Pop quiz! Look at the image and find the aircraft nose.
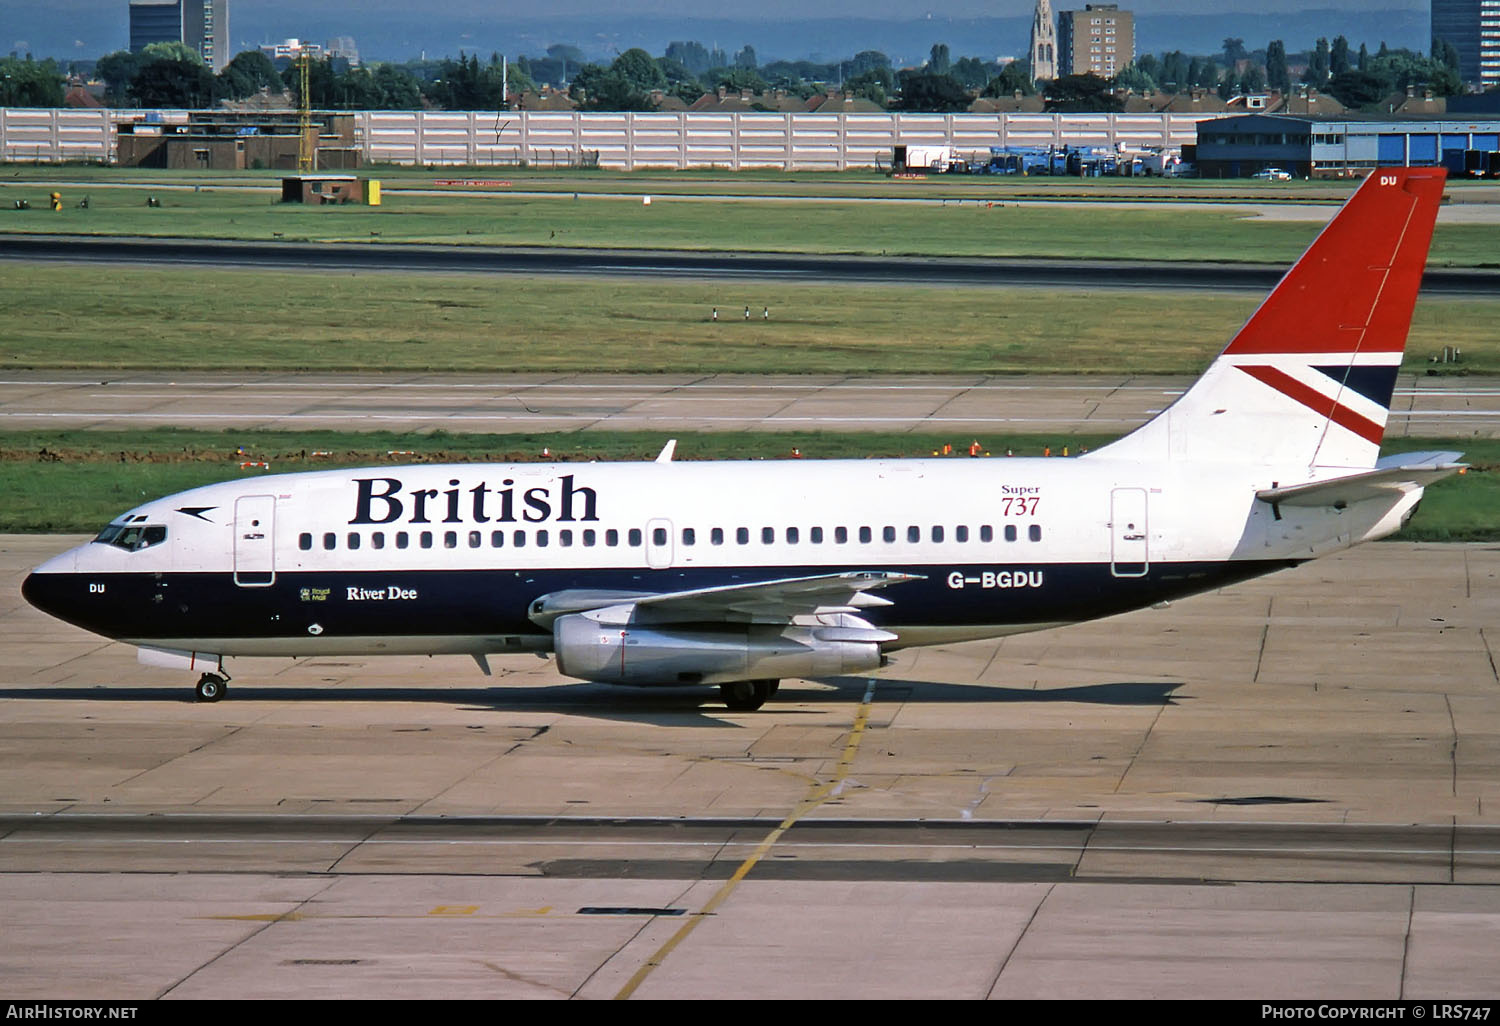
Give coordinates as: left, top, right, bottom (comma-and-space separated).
22, 570, 59, 618
22, 550, 79, 621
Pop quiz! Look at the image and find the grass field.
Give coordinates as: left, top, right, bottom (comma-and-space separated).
3, 174, 1498, 265
8, 162, 1500, 199
1, 428, 1489, 540
2, 263, 1495, 374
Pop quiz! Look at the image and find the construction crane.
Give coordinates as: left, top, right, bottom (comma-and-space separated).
296, 51, 313, 174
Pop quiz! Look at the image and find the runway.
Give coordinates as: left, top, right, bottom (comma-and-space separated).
4, 534, 1499, 998
4, 370, 1499, 437
3, 233, 1498, 296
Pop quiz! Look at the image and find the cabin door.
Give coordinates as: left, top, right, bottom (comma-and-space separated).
234, 495, 276, 587
645, 517, 674, 570
1109, 488, 1149, 578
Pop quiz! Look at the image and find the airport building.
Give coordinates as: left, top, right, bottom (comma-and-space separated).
1057, 4, 1135, 79
1194, 113, 1500, 177
115, 110, 359, 170
1430, 0, 1500, 88
127, 0, 229, 73
259, 38, 324, 66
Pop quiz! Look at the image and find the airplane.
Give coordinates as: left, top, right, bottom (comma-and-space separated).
22, 167, 1465, 711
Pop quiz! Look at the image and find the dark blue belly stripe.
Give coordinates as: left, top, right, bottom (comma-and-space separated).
23, 560, 1305, 644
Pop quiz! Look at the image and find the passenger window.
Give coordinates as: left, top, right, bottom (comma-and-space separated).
444, 531, 457, 549
606, 529, 619, 546
980, 525, 993, 542
906, 526, 919, 543
835, 526, 848, 544
653, 527, 667, 546
397, 531, 409, 549
372, 532, 385, 549
811, 526, 823, 543
932, 526, 944, 543
348, 532, 361, 550
956, 526, 968, 542
1003, 525, 1016, 542
737, 527, 749, 545
583, 529, 596, 546
420, 531, 432, 548
682, 528, 695, 546
491, 530, 505, 547
537, 530, 549, 547
323, 532, 336, 550
761, 527, 774, 544
883, 526, 896, 543
859, 526, 872, 544
560, 530, 573, 547
786, 527, 799, 544
468, 531, 481, 548
514, 530, 526, 548
299, 533, 312, 551
628, 529, 642, 547
711, 527, 724, 546
1029, 525, 1042, 542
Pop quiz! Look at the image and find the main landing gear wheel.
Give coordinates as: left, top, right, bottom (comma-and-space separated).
720, 679, 778, 711
195, 673, 227, 703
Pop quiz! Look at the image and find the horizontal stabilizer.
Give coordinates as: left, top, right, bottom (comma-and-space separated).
1256, 453, 1466, 508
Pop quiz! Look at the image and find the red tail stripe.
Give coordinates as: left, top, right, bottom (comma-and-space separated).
1223, 168, 1446, 357
1238, 365, 1386, 445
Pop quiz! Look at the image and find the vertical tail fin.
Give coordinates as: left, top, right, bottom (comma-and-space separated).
1091, 167, 1446, 469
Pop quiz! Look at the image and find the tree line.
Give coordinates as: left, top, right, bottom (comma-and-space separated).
1116, 35, 1466, 106
5, 32, 1489, 114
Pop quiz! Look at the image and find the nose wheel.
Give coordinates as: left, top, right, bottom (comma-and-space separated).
720, 679, 778, 711
195, 672, 228, 703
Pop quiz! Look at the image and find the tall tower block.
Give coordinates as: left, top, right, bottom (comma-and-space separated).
1031, 0, 1058, 82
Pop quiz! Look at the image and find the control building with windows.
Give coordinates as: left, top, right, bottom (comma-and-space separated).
1195, 113, 1500, 178
1057, 4, 1134, 79
1431, 0, 1500, 89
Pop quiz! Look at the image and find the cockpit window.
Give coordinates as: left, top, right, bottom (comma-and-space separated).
93, 524, 167, 551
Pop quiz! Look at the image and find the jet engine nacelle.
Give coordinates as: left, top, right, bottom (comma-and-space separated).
552, 612, 884, 687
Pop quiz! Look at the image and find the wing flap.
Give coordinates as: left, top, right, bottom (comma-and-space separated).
528, 571, 923, 627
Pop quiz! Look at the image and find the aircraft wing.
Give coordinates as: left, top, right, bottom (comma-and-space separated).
1256, 452, 1467, 508
528, 571, 922, 628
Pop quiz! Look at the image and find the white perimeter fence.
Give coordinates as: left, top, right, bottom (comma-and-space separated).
2, 108, 1211, 169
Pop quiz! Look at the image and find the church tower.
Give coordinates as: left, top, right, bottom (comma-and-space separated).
1030, 0, 1057, 82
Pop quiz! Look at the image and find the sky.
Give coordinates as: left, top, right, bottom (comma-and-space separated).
3, 0, 1429, 62
3, 0, 1426, 13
